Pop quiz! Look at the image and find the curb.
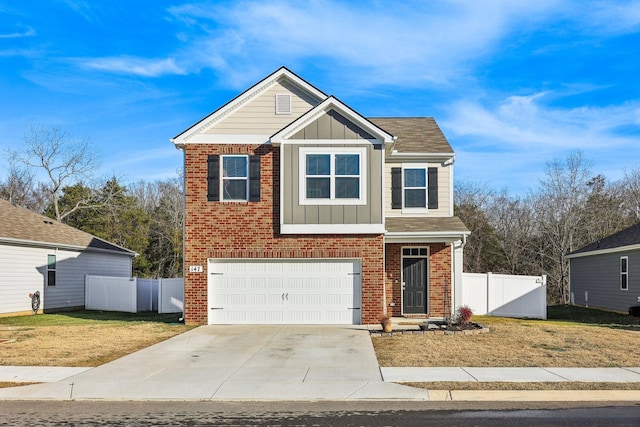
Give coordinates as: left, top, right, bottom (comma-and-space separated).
427, 389, 640, 402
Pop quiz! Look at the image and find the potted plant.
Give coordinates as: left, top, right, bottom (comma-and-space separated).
379, 312, 392, 332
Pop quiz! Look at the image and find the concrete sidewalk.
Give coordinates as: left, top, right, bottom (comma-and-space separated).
381, 367, 640, 383
0, 366, 91, 383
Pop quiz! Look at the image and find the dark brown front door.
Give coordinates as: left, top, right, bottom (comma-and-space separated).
402, 257, 428, 314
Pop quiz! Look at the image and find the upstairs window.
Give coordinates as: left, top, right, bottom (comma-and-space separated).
391, 165, 438, 211
207, 154, 260, 202
300, 147, 366, 205
222, 155, 248, 201
621, 256, 628, 290
404, 168, 427, 208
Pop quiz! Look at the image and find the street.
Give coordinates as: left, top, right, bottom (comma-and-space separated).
1, 401, 639, 426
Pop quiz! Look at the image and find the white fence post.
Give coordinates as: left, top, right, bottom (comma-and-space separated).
486, 272, 492, 315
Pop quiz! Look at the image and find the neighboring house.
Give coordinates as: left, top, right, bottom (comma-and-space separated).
567, 222, 640, 312
0, 199, 136, 316
172, 67, 469, 325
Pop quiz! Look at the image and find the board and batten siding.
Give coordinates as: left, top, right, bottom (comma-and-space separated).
0, 243, 132, 315
204, 80, 321, 135
384, 161, 452, 217
282, 143, 383, 225
570, 249, 639, 312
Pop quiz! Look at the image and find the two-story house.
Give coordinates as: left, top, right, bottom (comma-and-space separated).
172, 67, 469, 325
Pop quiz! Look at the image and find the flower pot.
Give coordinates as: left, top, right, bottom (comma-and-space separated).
381, 320, 392, 333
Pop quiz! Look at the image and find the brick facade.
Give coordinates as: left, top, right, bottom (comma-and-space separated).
183, 143, 385, 325
384, 242, 452, 318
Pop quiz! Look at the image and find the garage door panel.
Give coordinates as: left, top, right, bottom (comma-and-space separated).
208, 259, 362, 325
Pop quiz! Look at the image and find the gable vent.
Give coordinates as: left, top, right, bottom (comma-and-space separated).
275, 93, 291, 115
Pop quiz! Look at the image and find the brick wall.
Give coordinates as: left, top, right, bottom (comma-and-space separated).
183, 143, 384, 325
384, 242, 452, 318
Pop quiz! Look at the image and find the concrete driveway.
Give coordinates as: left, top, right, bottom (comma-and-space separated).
0, 325, 428, 401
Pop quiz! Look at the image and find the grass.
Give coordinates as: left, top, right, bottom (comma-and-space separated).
0, 311, 194, 368
372, 305, 640, 368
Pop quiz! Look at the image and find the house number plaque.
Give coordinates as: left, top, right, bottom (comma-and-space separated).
189, 265, 203, 273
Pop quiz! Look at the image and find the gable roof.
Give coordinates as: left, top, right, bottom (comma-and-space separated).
0, 199, 136, 256
270, 96, 394, 144
369, 117, 454, 158
567, 222, 640, 258
171, 66, 326, 146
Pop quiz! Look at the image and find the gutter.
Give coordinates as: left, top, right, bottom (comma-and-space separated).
0, 237, 137, 257
565, 243, 640, 259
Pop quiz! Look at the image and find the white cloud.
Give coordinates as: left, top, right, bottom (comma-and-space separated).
81, 56, 186, 77
580, 1, 640, 34
166, 0, 561, 89
0, 26, 35, 38
444, 92, 640, 150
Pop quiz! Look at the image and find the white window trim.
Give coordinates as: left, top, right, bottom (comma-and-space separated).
621, 256, 629, 291
299, 147, 367, 206
220, 155, 249, 202
401, 163, 429, 214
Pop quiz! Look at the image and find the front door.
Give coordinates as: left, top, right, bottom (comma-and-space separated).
402, 248, 428, 314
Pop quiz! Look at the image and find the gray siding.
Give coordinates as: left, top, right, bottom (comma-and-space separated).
282, 144, 383, 225
570, 249, 640, 312
0, 243, 132, 314
291, 110, 373, 140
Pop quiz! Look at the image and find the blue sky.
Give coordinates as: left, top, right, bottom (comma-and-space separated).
1, 0, 639, 195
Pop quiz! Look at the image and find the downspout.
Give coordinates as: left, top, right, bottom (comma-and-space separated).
451, 233, 467, 317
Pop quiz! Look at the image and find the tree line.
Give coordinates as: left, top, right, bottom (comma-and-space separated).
1, 125, 183, 278
456, 151, 640, 304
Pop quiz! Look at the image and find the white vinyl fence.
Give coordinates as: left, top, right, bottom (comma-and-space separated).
157, 278, 185, 314
461, 272, 547, 319
85, 275, 184, 314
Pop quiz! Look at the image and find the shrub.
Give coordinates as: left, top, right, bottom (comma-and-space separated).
456, 305, 473, 324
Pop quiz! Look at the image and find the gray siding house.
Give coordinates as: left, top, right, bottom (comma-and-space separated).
567, 222, 640, 312
0, 199, 136, 316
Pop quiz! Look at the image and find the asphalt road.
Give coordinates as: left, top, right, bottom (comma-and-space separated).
1, 401, 639, 426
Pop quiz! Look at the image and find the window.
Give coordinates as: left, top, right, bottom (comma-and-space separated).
300, 147, 366, 205
222, 155, 248, 201
403, 247, 428, 256
391, 166, 438, 211
404, 168, 427, 208
47, 254, 56, 287
206, 154, 261, 202
621, 256, 628, 290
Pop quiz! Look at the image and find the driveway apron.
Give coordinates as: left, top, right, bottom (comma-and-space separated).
0, 325, 428, 401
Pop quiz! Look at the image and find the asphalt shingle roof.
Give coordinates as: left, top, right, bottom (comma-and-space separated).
569, 222, 640, 256
385, 216, 469, 234
0, 199, 135, 255
368, 117, 454, 157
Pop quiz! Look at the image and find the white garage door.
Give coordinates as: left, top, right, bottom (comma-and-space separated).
207, 259, 362, 325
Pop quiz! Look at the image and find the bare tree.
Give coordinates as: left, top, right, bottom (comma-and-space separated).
454, 181, 507, 273
130, 176, 184, 278
535, 151, 592, 304
488, 191, 537, 275
621, 168, 640, 222
7, 125, 100, 221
